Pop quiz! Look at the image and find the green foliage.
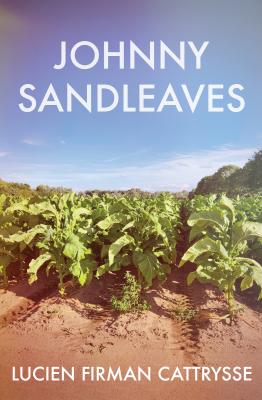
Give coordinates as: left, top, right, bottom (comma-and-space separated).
241, 150, 262, 190
234, 194, 262, 264
111, 271, 150, 313
186, 193, 262, 264
234, 195, 262, 223
35, 185, 72, 196
0, 195, 37, 286
1, 182, 261, 318
172, 305, 197, 321
194, 165, 240, 195
188, 194, 217, 213
93, 192, 181, 287
0, 192, 181, 293
193, 149, 262, 196
0, 179, 34, 198
10, 193, 97, 294
180, 195, 262, 315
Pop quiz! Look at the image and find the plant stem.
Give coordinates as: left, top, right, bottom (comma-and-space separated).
226, 282, 235, 319
58, 266, 65, 296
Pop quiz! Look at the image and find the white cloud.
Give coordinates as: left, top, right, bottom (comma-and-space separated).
0, 146, 257, 191
0, 152, 8, 157
21, 138, 43, 146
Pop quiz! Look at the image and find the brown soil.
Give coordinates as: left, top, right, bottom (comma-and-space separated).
0, 268, 261, 400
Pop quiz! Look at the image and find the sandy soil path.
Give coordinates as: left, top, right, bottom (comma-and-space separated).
0, 269, 261, 400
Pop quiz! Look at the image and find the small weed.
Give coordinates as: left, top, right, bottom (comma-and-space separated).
111, 271, 150, 313
172, 305, 197, 322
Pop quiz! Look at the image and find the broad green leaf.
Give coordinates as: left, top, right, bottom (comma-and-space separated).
187, 271, 198, 285
96, 214, 120, 230
82, 257, 97, 272
69, 257, 96, 285
252, 264, 262, 292
29, 201, 60, 222
28, 253, 52, 283
220, 195, 236, 222
6, 201, 29, 214
79, 270, 93, 286
232, 222, 262, 248
188, 210, 225, 230
241, 275, 253, 291
243, 222, 262, 238
96, 263, 110, 277
72, 207, 90, 220
63, 234, 87, 260
108, 234, 133, 266
189, 221, 208, 242
236, 257, 262, 269
122, 220, 135, 231
133, 250, 159, 286
10, 224, 47, 245
179, 237, 228, 267
69, 261, 81, 277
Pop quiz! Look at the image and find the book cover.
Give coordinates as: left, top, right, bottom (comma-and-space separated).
0, 1, 261, 399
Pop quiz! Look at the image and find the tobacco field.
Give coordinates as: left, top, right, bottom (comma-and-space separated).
0, 191, 262, 314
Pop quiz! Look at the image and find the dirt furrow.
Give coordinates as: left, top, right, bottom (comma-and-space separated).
0, 277, 58, 327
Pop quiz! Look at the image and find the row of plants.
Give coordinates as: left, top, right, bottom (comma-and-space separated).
0, 192, 181, 294
0, 191, 262, 316
180, 194, 262, 314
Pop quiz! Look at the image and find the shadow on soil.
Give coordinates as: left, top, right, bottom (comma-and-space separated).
4, 264, 261, 351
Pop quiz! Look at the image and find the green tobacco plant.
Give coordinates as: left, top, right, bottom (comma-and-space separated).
95, 193, 181, 286
0, 194, 12, 286
10, 193, 97, 295
234, 194, 262, 263
111, 271, 150, 313
234, 194, 262, 223
2, 192, 181, 291
179, 195, 262, 315
0, 195, 33, 286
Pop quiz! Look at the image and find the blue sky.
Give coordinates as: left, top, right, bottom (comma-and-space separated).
0, 0, 261, 191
